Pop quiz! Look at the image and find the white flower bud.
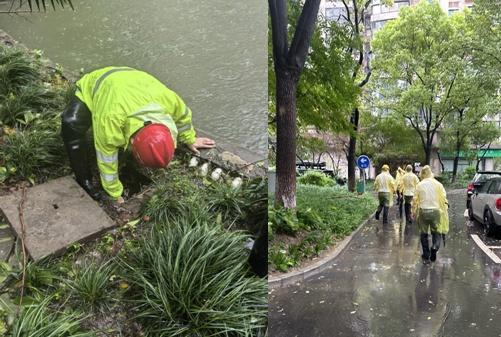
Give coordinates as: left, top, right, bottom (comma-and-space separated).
189, 157, 199, 167
200, 163, 209, 176
231, 177, 243, 189
210, 168, 223, 181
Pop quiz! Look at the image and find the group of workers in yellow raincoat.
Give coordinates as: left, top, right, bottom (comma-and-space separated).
374, 164, 449, 264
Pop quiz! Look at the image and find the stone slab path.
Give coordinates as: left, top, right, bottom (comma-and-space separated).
0, 176, 116, 261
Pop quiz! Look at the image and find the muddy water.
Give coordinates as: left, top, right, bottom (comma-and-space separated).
0, 0, 267, 158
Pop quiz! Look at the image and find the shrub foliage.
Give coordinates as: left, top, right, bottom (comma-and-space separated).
121, 217, 267, 336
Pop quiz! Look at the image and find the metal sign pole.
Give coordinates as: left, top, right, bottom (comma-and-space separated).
363, 168, 366, 192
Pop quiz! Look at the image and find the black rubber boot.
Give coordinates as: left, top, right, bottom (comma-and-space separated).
430, 248, 437, 262
405, 201, 412, 223
65, 139, 101, 200
420, 233, 430, 262
383, 206, 389, 224
375, 204, 382, 220
61, 96, 100, 200
249, 224, 267, 278
430, 232, 441, 262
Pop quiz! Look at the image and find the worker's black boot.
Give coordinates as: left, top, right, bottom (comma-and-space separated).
375, 204, 383, 220
64, 139, 101, 200
405, 201, 412, 223
430, 232, 441, 262
382, 206, 389, 224
420, 233, 430, 263
249, 224, 267, 278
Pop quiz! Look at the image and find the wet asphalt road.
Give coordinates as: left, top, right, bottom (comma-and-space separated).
269, 190, 501, 337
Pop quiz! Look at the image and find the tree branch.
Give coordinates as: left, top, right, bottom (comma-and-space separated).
287, 0, 322, 72
269, 0, 289, 70
358, 70, 372, 87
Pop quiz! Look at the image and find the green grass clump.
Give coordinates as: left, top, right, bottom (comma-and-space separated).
269, 184, 377, 272
297, 170, 335, 187
296, 185, 376, 234
65, 261, 115, 311
142, 161, 200, 221
0, 45, 70, 184
9, 297, 93, 337
0, 48, 39, 97
121, 217, 267, 336
0, 121, 66, 181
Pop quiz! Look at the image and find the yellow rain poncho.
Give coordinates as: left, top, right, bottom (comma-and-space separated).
374, 167, 396, 207
395, 167, 405, 193
402, 171, 420, 197
412, 167, 449, 234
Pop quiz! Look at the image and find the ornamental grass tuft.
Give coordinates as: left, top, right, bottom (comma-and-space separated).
121, 216, 267, 336
65, 261, 115, 311
10, 297, 93, 337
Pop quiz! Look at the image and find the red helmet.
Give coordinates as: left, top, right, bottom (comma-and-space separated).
130, 123, 175, 168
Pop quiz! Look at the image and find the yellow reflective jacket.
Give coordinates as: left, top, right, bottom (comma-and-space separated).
75, 66, 196, 198
374, 172, 396, 194
402, 172, 420, 197
412, 178, 449, 234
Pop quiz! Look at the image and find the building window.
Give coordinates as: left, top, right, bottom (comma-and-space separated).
448, 9, 459, 15
371, 20, 386, 31
449, 1, 459, 8
325, 7, 347, 23
465, 0, 473, 3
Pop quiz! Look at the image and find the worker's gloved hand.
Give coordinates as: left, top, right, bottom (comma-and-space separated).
79, 179, 102, 201
187, 137, 216, 155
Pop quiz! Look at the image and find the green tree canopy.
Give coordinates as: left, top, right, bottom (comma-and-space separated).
371, 0, 495, 165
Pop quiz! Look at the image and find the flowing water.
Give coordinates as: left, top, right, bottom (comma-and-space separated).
0, 0, 267, 158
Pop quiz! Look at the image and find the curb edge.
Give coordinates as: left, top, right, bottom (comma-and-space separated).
268, 212, 375, 289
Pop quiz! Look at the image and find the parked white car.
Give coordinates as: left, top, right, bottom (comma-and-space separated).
469, 177, 501, 236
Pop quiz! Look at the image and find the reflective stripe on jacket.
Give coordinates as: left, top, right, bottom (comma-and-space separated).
374, 172, 395, 194
412, 178, 449, 234
75, 66, 196, 198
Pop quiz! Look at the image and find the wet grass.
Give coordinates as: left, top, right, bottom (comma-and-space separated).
121, 215, 267, 336
65, 261, 115, 312
269, 184, 377, 273
0, 44, 70, 185
8, 297, 93, 337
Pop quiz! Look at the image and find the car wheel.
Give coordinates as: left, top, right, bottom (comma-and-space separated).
483, 210, 496, 237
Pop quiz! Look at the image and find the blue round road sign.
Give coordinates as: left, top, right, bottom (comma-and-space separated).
357, 155, 370, 169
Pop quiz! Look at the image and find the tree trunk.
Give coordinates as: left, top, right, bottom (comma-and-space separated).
437, 151, 445, 173
275, 70, 299, 208
424, 144, 432, 166
452, 135, 461, 183
347, 107, 360, 192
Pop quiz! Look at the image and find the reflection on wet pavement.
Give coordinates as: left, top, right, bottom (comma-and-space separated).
269, 191, 501, 337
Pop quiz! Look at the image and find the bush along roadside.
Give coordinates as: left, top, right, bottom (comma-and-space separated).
0, 41, 267, 336
269, 184, 377, 273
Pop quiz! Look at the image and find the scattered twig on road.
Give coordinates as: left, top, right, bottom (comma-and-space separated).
437, 302, 451, 337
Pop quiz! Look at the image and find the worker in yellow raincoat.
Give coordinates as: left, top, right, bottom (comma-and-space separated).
401, 165, 420, 223
396, 166, 405, 218
374, 164, 396, 224
412, 165, 449, 264
61, 66, 215, 201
